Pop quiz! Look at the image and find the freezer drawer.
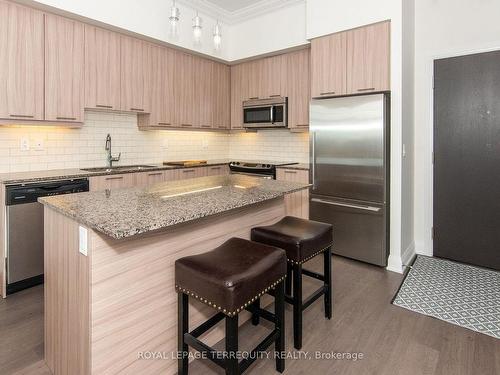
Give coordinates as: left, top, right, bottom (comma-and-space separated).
310, 196, 388, 266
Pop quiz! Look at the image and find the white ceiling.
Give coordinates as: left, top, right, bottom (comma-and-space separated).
179, 0, 304, 24
203, 0, 260, 13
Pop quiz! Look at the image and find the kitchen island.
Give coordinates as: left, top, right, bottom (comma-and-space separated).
39, 175, 309, 375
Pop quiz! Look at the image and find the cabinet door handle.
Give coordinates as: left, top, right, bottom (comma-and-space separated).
130, 108, 144, 112
96, 104, 113, 109
320, 91, 336, 96
210, 167, 221, 170
284, 170, 297, 174
105, 176, 124, 181
183, 169, 195, 173
148, 172, 163, 176
56, 116, 77, 120
357, 88, 375, 92
249, 97, 259, 100
158, 122, 171, 126
181, 123, 193, 127
10, 114, 34, 118
295, 124, 309, 127
201, 125, 211, 128
217, 126, 227, 129
269, 94, 281, 98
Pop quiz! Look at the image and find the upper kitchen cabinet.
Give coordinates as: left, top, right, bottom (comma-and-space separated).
84, 25, 121, 111
174, 51, 194, 128
145, 45, 175, 128
193, 57, 214, 129
347, 21, 390, 94
311, 31, 347, 98
263, 54, 286, 99
212, 63, 230, 129
230, 64, 246, 129
44, 14, 85, 123
286, 49, 311, 129
120, 36, 152, 114
0, 1, 44, 122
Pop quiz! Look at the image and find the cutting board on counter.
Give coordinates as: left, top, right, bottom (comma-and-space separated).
163, 160, 208, 167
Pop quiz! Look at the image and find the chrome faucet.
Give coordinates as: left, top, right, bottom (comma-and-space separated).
105, 134, 121, 168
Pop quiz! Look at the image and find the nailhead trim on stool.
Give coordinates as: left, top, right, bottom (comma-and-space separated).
175, 275, 287, 317
286, 242, 334, 265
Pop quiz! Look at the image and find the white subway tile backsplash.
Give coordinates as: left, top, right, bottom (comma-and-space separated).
0, 111, 308, 173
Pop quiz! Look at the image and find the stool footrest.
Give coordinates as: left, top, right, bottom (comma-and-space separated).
302, 268, 325, 281
302, 286, 327, 311
239, 329, 280, 373
184, 333, 226, 368
245, 305, 276, 324
191, 312, 225, 338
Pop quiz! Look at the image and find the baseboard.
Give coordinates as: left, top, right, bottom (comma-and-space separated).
401, 242, 416, 268
386, 254, 403, 274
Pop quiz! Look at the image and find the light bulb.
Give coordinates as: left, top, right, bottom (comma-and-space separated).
169, 1, 180, 37
193, 14, 202, 45
213, 22, 222, 50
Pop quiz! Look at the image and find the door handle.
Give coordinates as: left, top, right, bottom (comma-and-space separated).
311, 198, 381, 212
270, 106, 274, 123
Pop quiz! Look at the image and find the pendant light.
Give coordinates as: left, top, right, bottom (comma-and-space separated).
213, 21, 222, 51
192, 12, 203, 45
169, 0, 180, 36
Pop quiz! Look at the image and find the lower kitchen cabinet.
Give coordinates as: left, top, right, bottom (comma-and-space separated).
135, 171, 166, 187
206, 165, 229, 176
171, 167, 207, 180
89, 173, 136, 191
276, 168, 310, 219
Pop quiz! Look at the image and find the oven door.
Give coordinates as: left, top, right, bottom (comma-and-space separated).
243, 104, 287, 128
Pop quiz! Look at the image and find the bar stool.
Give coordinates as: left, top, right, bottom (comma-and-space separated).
175, 237, 287, 375
251, 216, 333, 350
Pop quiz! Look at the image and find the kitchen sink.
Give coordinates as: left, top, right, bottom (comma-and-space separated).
80, 165, 157, 173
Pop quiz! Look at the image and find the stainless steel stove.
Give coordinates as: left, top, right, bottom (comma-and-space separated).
229, 161, 297, 179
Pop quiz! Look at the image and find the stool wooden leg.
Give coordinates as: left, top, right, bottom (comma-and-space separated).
275, 280, 285, 373
292, 263, 303, 350
324, 247, 332, 319
225, 315, 239, 375
285, 263, 292, 295
178, 292, 189, 375
251, 298, 260, 326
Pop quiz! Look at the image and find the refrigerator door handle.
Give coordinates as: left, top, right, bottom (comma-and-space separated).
311, 198, 381, 212
311, 132, 316, 189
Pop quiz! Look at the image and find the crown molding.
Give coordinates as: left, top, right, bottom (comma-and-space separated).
177, 0, 304, 25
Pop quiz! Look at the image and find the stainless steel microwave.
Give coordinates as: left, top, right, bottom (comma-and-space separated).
242, 97, 288, 129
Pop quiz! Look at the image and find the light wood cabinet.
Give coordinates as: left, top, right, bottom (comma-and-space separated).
145, 45, 175, 128
172, 167, 207, 180
230, 64, 246, 129
89, 173, 136, 192
286, 49, 311, 129
213, 63, 230, 130
84, 25, 121, 111
311, 31, 347, 98
276, 168, 309, 219
120, 36, 152, 113
174, 51, 194, 128
206, 165, 229, 176
264, 54, 286, 98
44, 14, 84, 123
193, 57, 213, 129
347, 21, 390, 94
0, 1, 44, 121
135, 171, 166, 187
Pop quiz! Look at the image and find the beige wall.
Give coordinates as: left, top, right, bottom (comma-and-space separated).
0, 111, 308, 173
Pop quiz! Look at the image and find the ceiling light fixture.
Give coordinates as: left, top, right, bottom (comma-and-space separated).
213, 21, 222, 51
169, 0, 180, 37
192, 12, 203, 45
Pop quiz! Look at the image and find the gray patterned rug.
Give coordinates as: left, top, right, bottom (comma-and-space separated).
393, 255, 500, 339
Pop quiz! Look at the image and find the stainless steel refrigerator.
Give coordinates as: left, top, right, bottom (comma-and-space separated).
309, 93, 390, 266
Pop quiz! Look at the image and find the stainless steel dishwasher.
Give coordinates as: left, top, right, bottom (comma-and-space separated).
5, 179, 89, 294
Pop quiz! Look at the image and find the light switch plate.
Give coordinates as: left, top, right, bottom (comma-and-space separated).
20, 138, 30, 151
202, 139, 208, 149
79, 226, 88, 256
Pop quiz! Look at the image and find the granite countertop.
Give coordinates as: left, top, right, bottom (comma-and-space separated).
276, 163, 309, 170
39, 175, 310, 239
0, 160, 231, 185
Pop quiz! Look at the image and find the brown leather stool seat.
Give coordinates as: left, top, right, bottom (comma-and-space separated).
251, 216, 333, 264
175, 237, 286, 316
176, 237, 287, 375
251, 216, 334, 350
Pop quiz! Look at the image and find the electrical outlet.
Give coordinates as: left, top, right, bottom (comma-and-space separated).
20, 138, 30, 151
162, 138, 169, 149
79, 226, 88, 256
34, 139, 44, 151
202, 139, 209, 149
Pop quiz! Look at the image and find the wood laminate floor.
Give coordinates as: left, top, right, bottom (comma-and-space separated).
1, 256, 499, 375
